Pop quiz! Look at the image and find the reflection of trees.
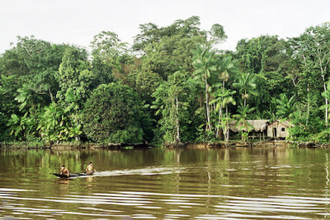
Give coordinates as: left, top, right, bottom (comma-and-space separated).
326, 153, 329, 216
3, 147, 329, 199
4, 147, 330, 218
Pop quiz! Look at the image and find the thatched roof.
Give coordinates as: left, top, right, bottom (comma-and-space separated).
228, 120, 269, 132
281, 120, 293, 127
268, 120, 293, 128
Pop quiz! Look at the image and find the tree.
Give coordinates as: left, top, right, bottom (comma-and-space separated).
82, 83, 147, 143
129, 61, 162, 104
37, 102, 69, 143
215, 55, 239, 87
275, 93, 296, 121
90, 31, 134, 84
192, 45, 216, 131
0, 36, 69, 108
15, 83, 43, 111
233, 72, 258, 107
235, 35, 286, 74
2, 36, 69, 101
289, 23, 330, 127
132, 16, 227, 79
233, 103, 256, 141
133, 16, 202, 52
133, 16, 203, 80
210, 88, 236, 141
0, 74, 20, 141
234, 35, 293, 118
91, 31, 129, 59
0, 36, 70, 142
207, 55, 239, 140
7, 112, 37, 141
207, 24, 227, 46
56, 47, 95, 141
151, 70, 191, 144
321, 81, 330, 126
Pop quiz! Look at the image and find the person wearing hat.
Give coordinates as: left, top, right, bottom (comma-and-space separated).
60, 165, 70, 177
86, 162, 96, 175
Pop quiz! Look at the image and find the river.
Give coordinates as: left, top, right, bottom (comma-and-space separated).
1, 146, 330, 219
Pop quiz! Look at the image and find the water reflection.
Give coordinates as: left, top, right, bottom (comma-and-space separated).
57, 179, 70, 185
1, 147, 330, 219
3, 188, 330, 219
86, 176, 94, 182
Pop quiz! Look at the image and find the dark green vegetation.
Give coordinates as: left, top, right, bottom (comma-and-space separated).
1, 17, 330, 145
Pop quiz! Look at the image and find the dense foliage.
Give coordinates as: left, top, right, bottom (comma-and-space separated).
1, 17, 330, 144
82, 83, 147, 143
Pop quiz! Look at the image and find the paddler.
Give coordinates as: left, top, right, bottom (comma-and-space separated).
86, 162, 96, 174
60, 165, 70, 177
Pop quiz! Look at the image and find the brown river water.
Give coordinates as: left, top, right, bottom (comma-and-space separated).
1, 146, 330, 219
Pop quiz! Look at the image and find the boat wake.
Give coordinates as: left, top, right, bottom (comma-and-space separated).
92, 166, 183, 178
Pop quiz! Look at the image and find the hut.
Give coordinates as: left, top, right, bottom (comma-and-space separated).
267, 120, 292, 139
228, 120, 269, 140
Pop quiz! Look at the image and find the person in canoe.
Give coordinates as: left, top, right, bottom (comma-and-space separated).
86, 162, 96, 175
60, 165, 70, 177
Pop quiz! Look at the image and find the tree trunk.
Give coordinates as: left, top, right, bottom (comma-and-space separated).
319, 49, 329, 127
49, 88, 54, 103
322, 75, 328, 127
225, 106, 229, 142
175, 96, 180, 143
306, 85, 310, 127
205, 80, 212, 131
326, 99, 328, 128
216, 107, 222, 138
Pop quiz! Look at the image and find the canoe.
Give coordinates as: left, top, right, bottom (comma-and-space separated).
53, 171, 94, 178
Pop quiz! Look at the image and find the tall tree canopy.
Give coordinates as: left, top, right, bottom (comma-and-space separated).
1, 19, 330, 144
82, 83, 148, 143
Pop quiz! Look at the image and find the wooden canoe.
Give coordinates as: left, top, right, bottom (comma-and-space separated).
53, 171, 94, 178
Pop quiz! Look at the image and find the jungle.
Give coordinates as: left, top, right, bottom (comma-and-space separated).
1, 16, 330, 147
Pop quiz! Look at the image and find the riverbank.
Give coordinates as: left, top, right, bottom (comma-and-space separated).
165, 140, 330, 149
0, 142, 150, 150
1, 140, 330, 150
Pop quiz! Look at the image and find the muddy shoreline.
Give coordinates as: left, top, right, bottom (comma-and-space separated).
167, 140, 330, 149
0, 142, 150, 150
1, 140, 330, 150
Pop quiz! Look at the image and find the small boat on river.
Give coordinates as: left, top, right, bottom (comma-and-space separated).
53, 171, 94, 178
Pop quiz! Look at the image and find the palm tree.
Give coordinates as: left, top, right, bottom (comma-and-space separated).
215, 55, 239, 141
192, 45, 216, 131
217, 56, 239, 87
211, 88, 236, 140
233, 103, 256, 141
233, 72, 259, 107
275, 93, 296, 121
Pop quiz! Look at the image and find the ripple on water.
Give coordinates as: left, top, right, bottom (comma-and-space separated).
2, 147, 330, 219
1, 187, 330, 219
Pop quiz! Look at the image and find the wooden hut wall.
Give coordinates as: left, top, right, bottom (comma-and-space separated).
267, 121, 290, 139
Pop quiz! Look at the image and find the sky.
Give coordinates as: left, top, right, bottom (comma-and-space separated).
0, 0, 329, 54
